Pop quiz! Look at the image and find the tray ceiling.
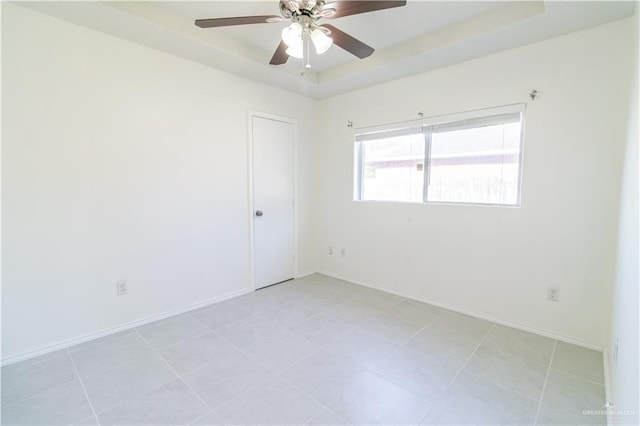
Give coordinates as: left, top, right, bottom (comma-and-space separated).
15, 1, 636, 98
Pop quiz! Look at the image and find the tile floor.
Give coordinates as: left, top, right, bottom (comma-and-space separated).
1, 274, 607, 425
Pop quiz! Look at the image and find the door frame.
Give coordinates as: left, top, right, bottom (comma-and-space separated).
247, 110, 298, 291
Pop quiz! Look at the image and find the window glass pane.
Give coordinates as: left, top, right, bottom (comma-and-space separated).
360, 133, 425, 202
427, 121, 521, 205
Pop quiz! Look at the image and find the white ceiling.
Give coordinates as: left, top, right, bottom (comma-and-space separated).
153, 1, 507, 71
16, 1, 636, 99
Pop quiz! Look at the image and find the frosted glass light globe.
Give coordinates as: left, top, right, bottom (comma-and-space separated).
281, 23, 302, 47
285, 43, 303, 59
311, 29, 332, 54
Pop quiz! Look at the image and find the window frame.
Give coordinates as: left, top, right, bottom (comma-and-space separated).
353, 104, 526, 208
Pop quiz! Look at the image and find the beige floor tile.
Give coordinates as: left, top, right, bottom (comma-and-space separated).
6, 275, 607, 426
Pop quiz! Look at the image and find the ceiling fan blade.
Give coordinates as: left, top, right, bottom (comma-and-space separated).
322, 1, 406, 19
321, 24, 374, 59
195, 15, 281, 28
270, 40, 289, 65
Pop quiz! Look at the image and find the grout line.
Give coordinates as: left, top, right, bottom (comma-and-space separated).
364, 340, 542, 422
66, 329, 138, 354
150, 317, 320, 420
208, 332, 322, 423
7, 278, 605, 426
354, 322, 478, 417
471, 341, 554, 369
187, 283, 330, 330
419, 323, 496, 425
417, 403, 437, 425
68, 331, 139, 355
250, 295, 358, 332
66, 337, 159, 381
188, 310, 254, 332
273, 289, 452, 412
2, 351, 69, 369
443, 323, 497, 392
66, 348, 100, 426
545, 367, 607, 387
158, 337, 236, 379
150, 329, 217, 352
0, 377, 79, 409
461, 369, 541, 402
69, 337, 187, 416
280, 336, 429, 424
134, 312, 200, 332
189, 409, 224, 426
135, 331, 213, 412
534, 340, 558, 425
1, 341, 156, 410
225, 281, 361, 332
209, 326, 350, 425
279, 375, 352, 425
271, 358, 353, 425
95, 376, 181, 417
365, 367, 438, 404
323, 273, 606, 351
399, 310, 444, 344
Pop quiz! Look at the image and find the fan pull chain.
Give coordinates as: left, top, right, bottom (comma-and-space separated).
300, 31, 311, 76
305, 32, 311, 70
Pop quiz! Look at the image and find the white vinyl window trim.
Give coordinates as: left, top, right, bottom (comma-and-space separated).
354, 104, 526, 207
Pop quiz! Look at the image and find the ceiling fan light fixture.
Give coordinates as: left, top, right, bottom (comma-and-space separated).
310, 28, 332, 54
195, 0, 409, 67
285, 43, 304, 59
281, 22, 302, 47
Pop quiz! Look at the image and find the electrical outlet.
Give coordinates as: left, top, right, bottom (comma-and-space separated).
328, 246, 333, 255
547, 286, 559, 302
340, 248, 345, 258
117, 280, 128, 296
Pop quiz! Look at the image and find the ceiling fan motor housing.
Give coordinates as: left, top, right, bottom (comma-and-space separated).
280, 0, 332, 21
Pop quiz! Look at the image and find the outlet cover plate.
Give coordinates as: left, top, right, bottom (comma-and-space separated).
117, 280, 128, 296
547, 286, 559, 302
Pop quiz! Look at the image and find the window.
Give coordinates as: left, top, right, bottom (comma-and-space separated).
354, 105, 524, 206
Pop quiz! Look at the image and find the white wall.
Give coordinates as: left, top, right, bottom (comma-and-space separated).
2, 2, 636, 366
1, 3, 317, 362
606, 8, 639, 425
316, 18, 634, 348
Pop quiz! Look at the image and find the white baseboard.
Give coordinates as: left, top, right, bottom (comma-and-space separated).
4, 272, 605, 365
1, 287, 253, 366
321, 272, 604, 352
602, 348, 613, 426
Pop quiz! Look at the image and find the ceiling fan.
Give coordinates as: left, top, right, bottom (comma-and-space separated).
195, 0, 407, 71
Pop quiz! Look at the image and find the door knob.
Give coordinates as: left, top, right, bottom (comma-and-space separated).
255, 210, 263, 217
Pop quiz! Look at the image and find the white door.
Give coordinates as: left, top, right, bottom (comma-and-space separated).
251, 115, 295, 289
